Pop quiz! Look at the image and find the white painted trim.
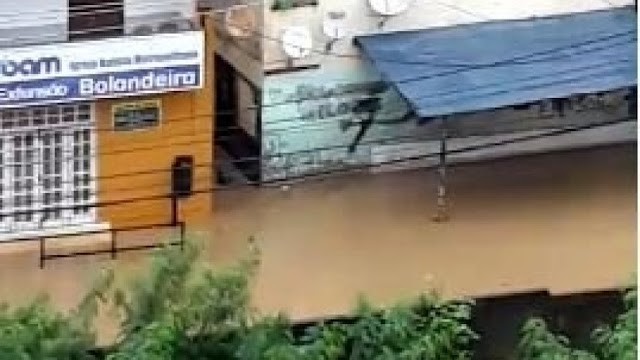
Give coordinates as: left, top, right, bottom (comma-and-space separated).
0, 221, 111, 242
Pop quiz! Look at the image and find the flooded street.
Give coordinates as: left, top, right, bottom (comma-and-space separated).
0, 144, 635, 342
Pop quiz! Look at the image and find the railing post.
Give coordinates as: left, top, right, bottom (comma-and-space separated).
180, 222, 186, 251
111, 229, 117, 259
171, 193, 178, 226
39, 238, 45, 269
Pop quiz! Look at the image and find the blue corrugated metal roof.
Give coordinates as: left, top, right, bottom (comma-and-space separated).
355, 7, 637, 120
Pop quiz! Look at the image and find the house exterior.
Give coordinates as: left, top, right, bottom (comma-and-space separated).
209, 0, 636, 182
0, 0, 214, 239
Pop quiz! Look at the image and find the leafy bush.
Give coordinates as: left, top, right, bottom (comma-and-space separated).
105, 243, 476, 359
518, 318, 598, 360
0, 241, 634, 360
294, 296, 477, 360
0, 297, 96, 360
518, 286, 637, 360
106, 243, 260, 359
592, 286, 636, 360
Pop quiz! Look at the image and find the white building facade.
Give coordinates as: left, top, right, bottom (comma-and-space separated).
248, 0, 636, 180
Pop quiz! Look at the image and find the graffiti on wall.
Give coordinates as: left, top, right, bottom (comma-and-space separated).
262, 71, 417, 180
261, 68, 634, 181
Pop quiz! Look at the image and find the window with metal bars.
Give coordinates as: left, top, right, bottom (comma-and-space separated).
0, 103, 96, 234
68, 0, 124, 41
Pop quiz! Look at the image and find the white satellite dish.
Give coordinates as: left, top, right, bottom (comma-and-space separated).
322, 11, 348, 40
281, 26, 313, 59
224, 5, 257, 38
368, 0, 411, 16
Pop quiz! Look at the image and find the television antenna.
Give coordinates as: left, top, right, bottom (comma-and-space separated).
322, 10, 348, 53
368, 0, 412, 27
281, 26, 313, 65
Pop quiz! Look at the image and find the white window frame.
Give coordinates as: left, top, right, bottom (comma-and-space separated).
0, 103, 108, 240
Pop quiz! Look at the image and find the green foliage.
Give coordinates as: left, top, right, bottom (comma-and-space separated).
0, 265, 114, 360
518, 286, 637, 360
106, 242, 260, 359
0, 297, 96, 360
105, 241, 476, 359
518, 318, 598, 360
0, 240, 634, 360
343, 296, 476, 360
291, 295, 477, 360
592, 287, 637, 360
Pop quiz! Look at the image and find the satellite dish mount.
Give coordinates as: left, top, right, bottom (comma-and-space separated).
377, 14, 392, 28
281, 26, 313, 67
367, 0, 412, 28
322, 10, 347, 53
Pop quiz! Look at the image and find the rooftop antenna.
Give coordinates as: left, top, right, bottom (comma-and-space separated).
368, 0, 412, 28
281, 26, 313, 67
322, 10, 348, 53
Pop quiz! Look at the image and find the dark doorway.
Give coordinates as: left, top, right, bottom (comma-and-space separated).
215, 55, 261, 184
68, 0, 124, 41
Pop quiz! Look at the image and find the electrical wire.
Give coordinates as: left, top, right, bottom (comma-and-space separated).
0, 0, 260, 20
222, 16, 636, 67
0, 9, 631, 134
0, 112, 624, 197
0, 6, 632, 225
0, 77, 633, 186
0, 134, 212, 169
256, 29, 636, 107
429, 0, 491, 20
0, 34, 628, 138
1, 89, 630, 174
0, 0, 191, 23
411, 50, 635, 102
0, 114, 633, 239
391, 31, 637, 85
409, 60, 634, 110
3, 108, 635, 203
0, 114, 632, 220
0, 8, 633, 71
0, 174, 215, 212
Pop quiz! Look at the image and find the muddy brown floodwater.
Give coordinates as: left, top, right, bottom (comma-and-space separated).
0, 144, 636, 344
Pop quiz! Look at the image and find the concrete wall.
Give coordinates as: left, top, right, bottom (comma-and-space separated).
125, 0, 193, 18
0, 0, 67, 47
260, 0, 636, 180
124, 0, 195, 34
0, 0, 67, 28
263, 0, 631, 67
0, 0, 197, 47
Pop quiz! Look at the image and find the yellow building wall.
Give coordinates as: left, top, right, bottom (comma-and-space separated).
95, 23, 214, 229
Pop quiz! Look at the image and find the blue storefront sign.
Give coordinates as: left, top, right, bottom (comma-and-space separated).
0, 31, 204, 108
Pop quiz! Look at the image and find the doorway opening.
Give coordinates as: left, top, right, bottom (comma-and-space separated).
214, 55, 261, 185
